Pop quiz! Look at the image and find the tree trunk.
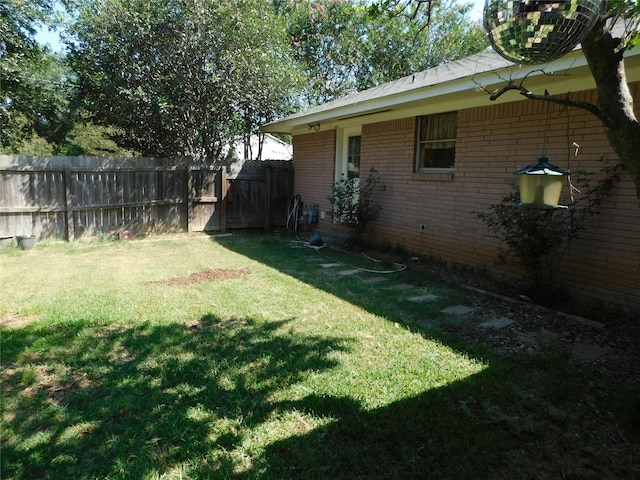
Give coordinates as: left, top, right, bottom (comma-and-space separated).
581, 20, 640, 201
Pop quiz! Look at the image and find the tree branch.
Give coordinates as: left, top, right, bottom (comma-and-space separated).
475, 70, 606, 123
518, 89, 605, 123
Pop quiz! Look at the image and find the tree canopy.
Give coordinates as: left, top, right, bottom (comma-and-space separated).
0, 0, 74, 153
67, 0, 302, 162
1, 0, 516, 162
278, 0, 487, 106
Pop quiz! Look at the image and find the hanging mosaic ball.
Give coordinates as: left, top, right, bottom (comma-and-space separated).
483, 0, 605, 64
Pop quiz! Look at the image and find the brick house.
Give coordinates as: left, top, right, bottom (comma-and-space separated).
262, 47, 640, 316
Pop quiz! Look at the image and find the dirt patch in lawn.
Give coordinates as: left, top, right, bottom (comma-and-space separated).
0, 313, 43, 328
145, 267, 252, 286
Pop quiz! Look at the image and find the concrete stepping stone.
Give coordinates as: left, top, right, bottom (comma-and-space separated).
441, 305, 477, 316
479, 316, 514, 330
362, 277, 388, 284
337, 269, 361, 276
385, 283, 415, 291
408, 293, 440, 303
519, 329, 560, 347
572, 343, 610, 362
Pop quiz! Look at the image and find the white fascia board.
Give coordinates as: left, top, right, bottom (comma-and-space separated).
262, 47, 640, 135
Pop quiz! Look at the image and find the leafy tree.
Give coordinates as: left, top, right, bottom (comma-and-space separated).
68, 0, 302, 163
1, 0, 76, 152
276, 0, 370, 105
276, 0, 487, 106
57, 119, 136, 156
362, 0, 487, 88
0, 112, 55, 154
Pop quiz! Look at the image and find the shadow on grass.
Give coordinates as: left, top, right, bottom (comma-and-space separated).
2, 234, 638, 479
213, 233, 640, 479
1, 315, 351, 479
252, 359, 581, 479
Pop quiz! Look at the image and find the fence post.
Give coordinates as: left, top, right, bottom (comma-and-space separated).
187, 164, 194, 232
63, 167, 75, 241
220, 167, 227, 233
264, 166, 271, 232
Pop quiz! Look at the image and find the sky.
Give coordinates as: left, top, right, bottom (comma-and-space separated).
36, 26, 64, 53
470, 0, 484, 21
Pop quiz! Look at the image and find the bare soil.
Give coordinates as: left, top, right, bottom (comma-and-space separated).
0, 313, 43, 329
144, 267, 252, 286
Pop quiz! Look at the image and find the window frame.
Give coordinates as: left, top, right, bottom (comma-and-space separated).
415, 111, 457, 173
335, 126, 362, 183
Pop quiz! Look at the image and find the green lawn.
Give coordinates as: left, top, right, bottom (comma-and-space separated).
1, 233, 638, 479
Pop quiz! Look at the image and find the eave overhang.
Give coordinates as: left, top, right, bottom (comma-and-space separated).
262, 46, 640, 136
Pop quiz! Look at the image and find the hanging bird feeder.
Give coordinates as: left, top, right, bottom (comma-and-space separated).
483, 0, 604, 65
514, 155, 568, 209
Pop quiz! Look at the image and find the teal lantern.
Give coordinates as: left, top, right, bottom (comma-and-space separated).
514, 156, 569, 209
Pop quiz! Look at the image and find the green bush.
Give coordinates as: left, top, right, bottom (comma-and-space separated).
329, 168, 382, 244
473, 164, 622, 304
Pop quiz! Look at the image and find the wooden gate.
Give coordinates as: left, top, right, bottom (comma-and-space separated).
189, 167, 225, 232
225, 160, 293, 231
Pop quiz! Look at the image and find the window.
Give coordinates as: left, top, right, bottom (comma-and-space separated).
334, 128, 362, 223
335, 126, 362, 182
416, 112, 457, 171
347, 135, 361, 179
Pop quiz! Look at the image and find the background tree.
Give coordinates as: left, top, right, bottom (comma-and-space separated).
1, 0, 76, 153
362, 0, 486, 88
68, 0, 302, 162
276, 0, 487, 106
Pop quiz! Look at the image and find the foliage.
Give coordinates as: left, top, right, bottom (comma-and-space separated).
606, 0, 640, 47
1, 1, 77, 152
473, 165, 623, 303
276, 0, 487, 106
67, 0, 302, 163
0, 112, 54, 154
362, 0, 487, 87
56, 119, 136, 156
329, 168, 382, 243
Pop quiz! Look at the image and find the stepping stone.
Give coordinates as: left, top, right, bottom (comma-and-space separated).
385, 283, 415, 291
519, 329, 560, 347
362, 277, 388, 284
319, 263, 342, 268
440, 305, 476, 316
408, 293, 440, 303
479, 316, 514, 330
572, 343, 610, 362
337, 269, 361, 276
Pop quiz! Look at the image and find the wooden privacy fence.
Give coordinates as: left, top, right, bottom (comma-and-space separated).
0, 156, 293, 241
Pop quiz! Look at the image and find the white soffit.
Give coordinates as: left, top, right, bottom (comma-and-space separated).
263, 46, 640, 135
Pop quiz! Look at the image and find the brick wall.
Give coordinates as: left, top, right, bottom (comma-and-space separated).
291, 130, 338, 233
292, 84, 640, 315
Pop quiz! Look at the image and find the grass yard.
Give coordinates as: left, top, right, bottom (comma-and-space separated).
1, 233, 638, 479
